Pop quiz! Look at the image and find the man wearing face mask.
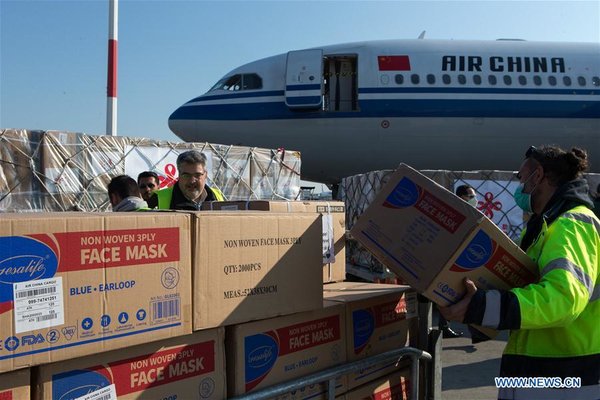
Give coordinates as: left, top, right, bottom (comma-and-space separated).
155, 150, 224, 210
456, 184, 478, 207
440, 145, 599, 399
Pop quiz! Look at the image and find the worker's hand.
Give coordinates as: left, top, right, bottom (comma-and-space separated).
439, 278, 478, 322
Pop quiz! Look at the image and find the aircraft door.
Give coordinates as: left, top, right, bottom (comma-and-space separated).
285, 49, 323, 109
324, 56, 358, 112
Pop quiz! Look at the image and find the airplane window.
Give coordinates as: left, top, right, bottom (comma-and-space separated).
577, 76, 586, 86
209, 77, 228, 91
488, 75, 497, 85
548, 76, 557, 86
242, 74, 263, 90
473, 75, 482, 85
518, 76, 527, 85
427, 74, 435, 84
503, 75, 512, 85
210, 74, 242, 91
592, 76, 600, 86
563, 76, 572, 86
533, 76, 542, 86
442, 74, 451, 84
411, 74, 420, 84
458, 75, 466, 85
395, 74, 404, 84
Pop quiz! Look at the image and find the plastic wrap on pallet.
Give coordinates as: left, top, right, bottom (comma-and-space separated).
0, 129, 301, 212
0, 129, 45, 211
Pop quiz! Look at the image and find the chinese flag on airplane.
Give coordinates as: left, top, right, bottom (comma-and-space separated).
378, 55, 411, 71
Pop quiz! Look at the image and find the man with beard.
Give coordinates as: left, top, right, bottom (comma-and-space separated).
137, 171, 160, 208
441, 145, 599, 399
155, 150, 224, 210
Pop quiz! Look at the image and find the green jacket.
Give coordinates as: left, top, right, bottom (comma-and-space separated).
464, 180, 599, 398
156, 184, 224, 210
507, 205, 599, 357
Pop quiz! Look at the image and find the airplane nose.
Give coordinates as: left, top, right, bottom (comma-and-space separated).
168, 106, 196, 141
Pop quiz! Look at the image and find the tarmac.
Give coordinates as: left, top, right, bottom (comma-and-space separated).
440, 320, 508, 400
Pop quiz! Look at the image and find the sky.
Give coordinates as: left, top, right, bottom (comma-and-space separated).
1, 1, 599, 187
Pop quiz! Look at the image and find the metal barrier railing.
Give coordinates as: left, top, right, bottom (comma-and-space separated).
230, 346, 432, 400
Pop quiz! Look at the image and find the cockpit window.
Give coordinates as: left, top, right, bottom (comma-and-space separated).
242, 74, 262, 90
209, 73, 262, 92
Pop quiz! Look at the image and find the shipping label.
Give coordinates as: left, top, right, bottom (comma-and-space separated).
322, 214, 335, 264
13, 277, 64, 333
73, 384, 117, 400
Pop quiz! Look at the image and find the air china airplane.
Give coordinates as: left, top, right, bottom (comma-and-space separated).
169, 39, 600, 185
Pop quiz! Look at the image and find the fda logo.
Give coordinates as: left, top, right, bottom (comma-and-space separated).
62, 326, 77, 341
1, 334, 45, 351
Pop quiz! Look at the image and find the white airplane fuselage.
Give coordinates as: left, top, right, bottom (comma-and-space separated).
169, 39, 600, 183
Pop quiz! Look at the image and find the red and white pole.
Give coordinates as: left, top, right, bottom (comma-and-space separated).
106, 0, 118, 136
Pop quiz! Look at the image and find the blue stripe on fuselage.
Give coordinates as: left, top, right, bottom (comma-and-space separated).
185, 87, 600, 104
170, 98, 600, 121
360, 87, 600, 95
185, 90, 284, 104
286, 84, 321, 91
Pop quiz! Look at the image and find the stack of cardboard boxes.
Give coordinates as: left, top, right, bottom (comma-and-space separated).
0, 200, 418, 399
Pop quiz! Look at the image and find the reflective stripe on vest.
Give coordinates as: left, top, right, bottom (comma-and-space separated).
506, 205, 600, 359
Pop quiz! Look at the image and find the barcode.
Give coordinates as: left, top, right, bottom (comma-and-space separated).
152, 298, 180, 320
95, 394, 114, 400
16, 286, 57, 299
36, 313, 57, 322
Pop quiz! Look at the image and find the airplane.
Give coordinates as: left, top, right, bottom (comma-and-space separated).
168, 38, 600, 186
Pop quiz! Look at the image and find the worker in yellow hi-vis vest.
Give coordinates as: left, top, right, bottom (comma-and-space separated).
441, 145, 599, 400
156, 150, 224, 210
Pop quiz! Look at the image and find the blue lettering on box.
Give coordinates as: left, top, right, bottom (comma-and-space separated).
383, 177, 420, 209
52, 369, 111, 400
245, 333, 278, 384
353, 309, 374, 354
454, 230, 493, 270
0, 236, 58, 303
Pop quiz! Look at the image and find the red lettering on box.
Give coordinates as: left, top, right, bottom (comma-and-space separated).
372, 378, 410, 400
30, 228, 180, 272
0, 391, 13, 400
486, 246, 537, 287
415, 190, 466, 233
373, 299, 407, 327
277, 315, 341, 355
83, 341, 214, 395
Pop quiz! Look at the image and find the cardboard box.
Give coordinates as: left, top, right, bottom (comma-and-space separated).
350, 164, 537, 307
34, 328, 225, 400
226, 301, 347, 398
323, 283, 418, 389
192, 212, 324, 330
0, 212, 192, 373
202, 201, 346, 283
0, 368, 30, 400
344, 368, 410, 400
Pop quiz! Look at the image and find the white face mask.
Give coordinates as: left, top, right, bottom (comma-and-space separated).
468, 197, 478, 207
